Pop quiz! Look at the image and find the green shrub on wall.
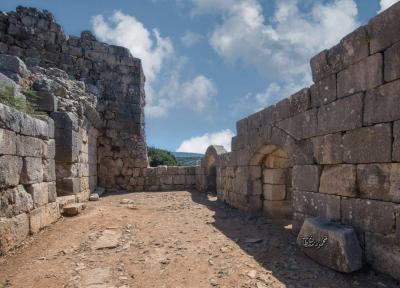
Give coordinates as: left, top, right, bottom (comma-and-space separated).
0, 86, 41, 115
148, 147, 179, 167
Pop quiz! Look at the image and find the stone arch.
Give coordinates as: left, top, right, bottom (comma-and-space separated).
248, 141, 294, 218
202, 145, 227, 194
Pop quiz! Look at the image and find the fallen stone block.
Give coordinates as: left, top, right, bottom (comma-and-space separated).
297, 217, 362, 273
62, 203, 86, 217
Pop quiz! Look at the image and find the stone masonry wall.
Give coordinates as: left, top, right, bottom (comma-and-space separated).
142, 166, 197, 192
0, 6, 148, 190
212, 3, 400, 280
0, 103, 60, 255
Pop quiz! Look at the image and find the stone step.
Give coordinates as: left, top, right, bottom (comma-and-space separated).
62, 203, 86, 217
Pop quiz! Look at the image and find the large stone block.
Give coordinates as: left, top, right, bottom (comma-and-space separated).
20, 157, 43, 184
262, 168, 286, 185
0, 128, 16, 155
276, 109, 317, 140
0, 103, 23, 133
343, 124, 392, 163
0, 185, 33, 217
20, 115, 48, 140
312, 133, 343, 164
337, 54, 383, 98
47, 182, 57, 203
29, 202, 60, 234
367, 2, 400, 53
56, 178, 80, 196
292, 165, 320, 192
263, 184, 286, 201
394, 120, 400, 161
0, 213, 29, 255
292, 190, 341, 221
16, 135, 43, 157
317, 93, 363, 135
364, 80, 400, 125
310, 74, 336, 108
297, 217, 362, 273
0, 155, 22, 188
357, 163, 400, 202
319, 165, 357, 197
365, 233, 400, 281
341, 198, 397, 235
287, 88, 311, 117
384, 41, 400, 82
173, 175, 185, 185
50, 111, 79, 131
26, 182, 49, 208
236, 118, 248, 135
263, 200, 291, 217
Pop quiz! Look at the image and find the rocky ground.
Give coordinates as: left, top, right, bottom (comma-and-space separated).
0, 191, 398, 288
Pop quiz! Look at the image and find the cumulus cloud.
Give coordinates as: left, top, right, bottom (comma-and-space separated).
379, 0, 399, 12
177, 129, 234, 154
181, 31, 204, 47
205, 0, 359, 82
92, 11, 217, 118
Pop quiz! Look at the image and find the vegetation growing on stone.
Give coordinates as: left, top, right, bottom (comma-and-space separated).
0, 86, 40, 115
147, 147, 179, 167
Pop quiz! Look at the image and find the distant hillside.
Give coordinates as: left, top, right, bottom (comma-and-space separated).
171, 152, 204, 166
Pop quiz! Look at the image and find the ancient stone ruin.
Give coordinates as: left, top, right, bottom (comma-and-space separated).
1, 3, 400, 283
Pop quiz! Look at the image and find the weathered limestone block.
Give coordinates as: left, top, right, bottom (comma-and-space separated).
56, 163, 79, 178
16, 135, 43, 157
365, 233, 400, 280
20, 157, 43, 184
292, 190, 341, 221
357, 164, 400, 202
319, 165, 357, 197
248, 180, 262, 196
264, 154, 289, 168
249, 166, 261, 179
26, 182, 49, 208
0, 155, 22, 188
367, 2, 400, 53
263, 169, 286, 185
263, 184, 286, 201
394, 120, 400, 162
341, 198, 397, 235
185, 175, 196, 185
287, 88, 311, 117
29, 202, 60, 234
0, 54, 30, 78
47, 182, 56, 203
51, 111, 78, 131
56, 178, 80, 196
297, 217, 362, 273
337, 54, 383, 98
0, 185, 33, 217
364, 80, 400, 125
343, 124, 392, 163
312, 133, 343, 164
20, 114, 48, 140
310, 74, 336, 107
263, 200, 291, 217
173, 175, 185, 185
62, 203, 85, 217
55, 143, 79, 163
317, 93, 363, 135
0, 103, 23, 133
0, 128, 16, 155
0, 213, 29, 255
276, 109, 317, 140
292, 165, 320, 192
41, 139, 55, 160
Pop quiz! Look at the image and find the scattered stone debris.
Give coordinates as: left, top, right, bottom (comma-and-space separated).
89, 193, 100, 201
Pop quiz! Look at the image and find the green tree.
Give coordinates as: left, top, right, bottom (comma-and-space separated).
147, 147, 179, 167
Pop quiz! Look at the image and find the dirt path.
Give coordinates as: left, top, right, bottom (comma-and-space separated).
0, 191, 398, 288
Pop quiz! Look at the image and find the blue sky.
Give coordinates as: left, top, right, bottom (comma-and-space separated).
0, 0, 397, 153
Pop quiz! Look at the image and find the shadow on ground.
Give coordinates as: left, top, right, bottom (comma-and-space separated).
188, 191, 399, 288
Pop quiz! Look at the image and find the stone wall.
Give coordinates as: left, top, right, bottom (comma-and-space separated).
142, 166, 197, 192
211, 3, 400, 280
0, 103, 60, 254
0, 6, 148, 190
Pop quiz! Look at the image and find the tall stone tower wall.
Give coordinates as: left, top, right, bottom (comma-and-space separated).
0, 6, 148, 190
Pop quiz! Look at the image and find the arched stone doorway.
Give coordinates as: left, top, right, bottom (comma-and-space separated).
249, 144, 293, 218
201, 145, 227, 194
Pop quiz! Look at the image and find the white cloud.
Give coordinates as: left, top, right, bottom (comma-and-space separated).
379, 0, 398, 12
181, 31, 204, 47
92, 11, 173, 84
206, 0, 359, 82
177, 129, 234, 154
92, 11, 217, 118
255, 83, 281, 107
